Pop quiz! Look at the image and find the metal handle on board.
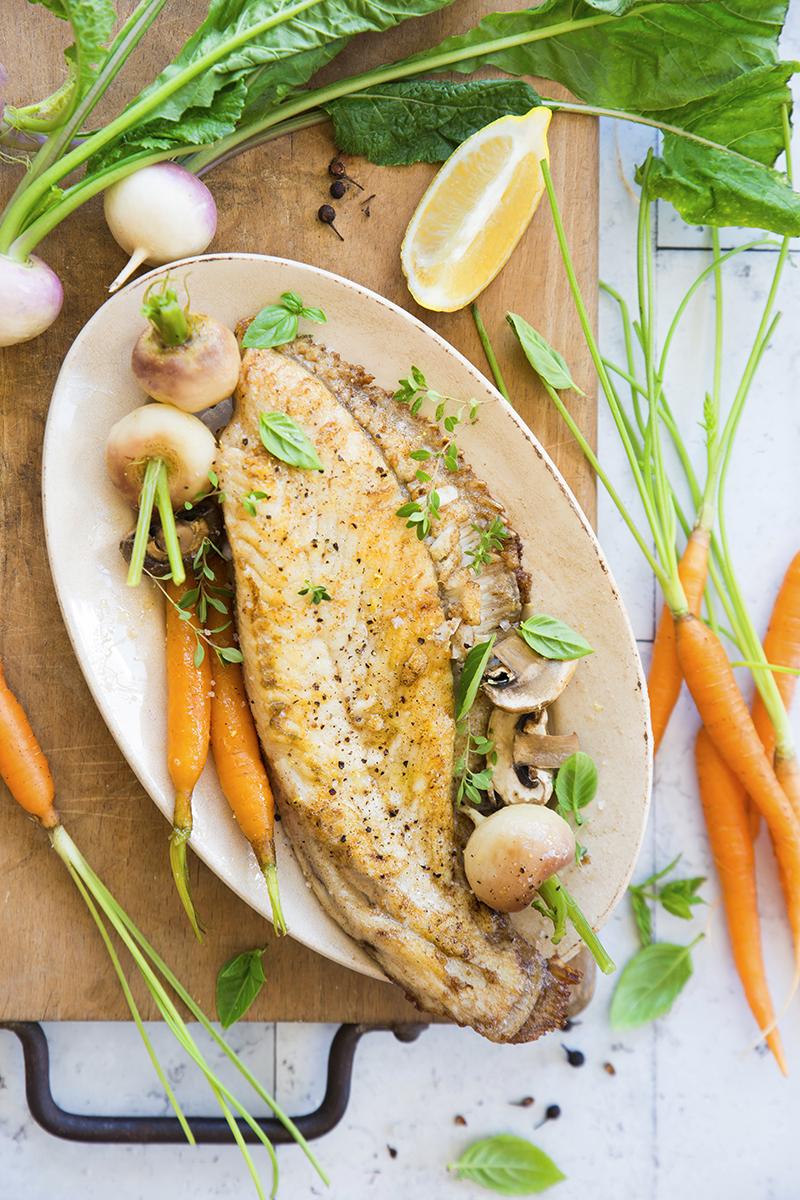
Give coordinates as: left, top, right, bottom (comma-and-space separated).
0, 1020, 425, 1144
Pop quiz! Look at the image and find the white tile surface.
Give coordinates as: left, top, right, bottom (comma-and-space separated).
5, 10, 800, 1200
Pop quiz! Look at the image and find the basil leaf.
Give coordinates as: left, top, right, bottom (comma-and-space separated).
455, 637, 496, 724
242, 307, 300, 349
258, 411, 324, 471
554, 751, 598, 825
628, 888, 653, 948
450, 1134, 565, 1194
506, 314, 584, 394
324, 78, 542, 166
518, 614, 594, 660
659, 877, 707, 921
609, 939, 700, 1032
216, 948, 267, 1030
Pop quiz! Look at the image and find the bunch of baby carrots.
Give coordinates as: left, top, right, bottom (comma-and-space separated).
164, 545, 285, 940
510, 153, 800, 1072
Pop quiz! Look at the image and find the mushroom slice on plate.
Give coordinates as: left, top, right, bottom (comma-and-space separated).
488, 708, 553, 806
481, 629, 577, 712
514, 721, 580, 770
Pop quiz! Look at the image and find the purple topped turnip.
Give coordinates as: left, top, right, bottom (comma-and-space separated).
132, 279, 240, 412
0, 253, 63, 347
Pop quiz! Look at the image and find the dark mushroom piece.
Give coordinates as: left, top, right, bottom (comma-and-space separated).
119, 498, 224, 577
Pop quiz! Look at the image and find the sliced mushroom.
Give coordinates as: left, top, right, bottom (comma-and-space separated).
119, 499, 223, 577
514, 723, 580, 770
481, 630, 577, 712
487, 708, 553, 806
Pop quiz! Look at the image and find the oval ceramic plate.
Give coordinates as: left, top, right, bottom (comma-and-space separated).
43, 253, 651, 980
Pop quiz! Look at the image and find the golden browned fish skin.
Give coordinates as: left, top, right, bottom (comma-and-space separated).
217, 347, 572, 1042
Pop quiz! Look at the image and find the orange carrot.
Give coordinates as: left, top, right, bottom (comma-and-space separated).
205, 558, 286, 934
695, 726, 788, 1074
165, 569, 212, 942
0, 656, 59, 830
675, 612, 800, 980
752, 549, 800, 763
648, 527, 711, 756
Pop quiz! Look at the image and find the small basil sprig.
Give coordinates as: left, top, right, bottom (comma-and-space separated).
518, 614, 593, 661
628, 856, 706, 947
455, 637, 496, 723
449, 1134, 565, 1194
241, 292, 326, 349
506, 313, 584, 394
609, 936, 702, 1032
610, 858, 707, 1031
216, 948, 267, 1030
259, 410, 324, 471
553, 750, 598, 826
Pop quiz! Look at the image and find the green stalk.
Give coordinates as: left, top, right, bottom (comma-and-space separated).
0, 0, 332, 254
537, 876, 615, 975
48, 823, 324, 1195
471, 302, 510, 400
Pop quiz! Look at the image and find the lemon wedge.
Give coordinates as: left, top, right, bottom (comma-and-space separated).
401, 106, 552, 313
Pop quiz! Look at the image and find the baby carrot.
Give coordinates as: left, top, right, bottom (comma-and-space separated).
165, 569, 212, 943
0, 656, 59, 830
648, 526, 711, 755
675, 612, 800, 977
205, 557, 286, 934
695, 726, 787, 1074
752, 550, 800, 753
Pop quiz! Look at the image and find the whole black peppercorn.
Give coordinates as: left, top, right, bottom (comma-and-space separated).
562, 1045, 585, 1067
317, 204, 344, 240
330, 180, 346, 200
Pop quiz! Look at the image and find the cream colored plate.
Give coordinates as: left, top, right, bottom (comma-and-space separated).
43, 253, 651, 980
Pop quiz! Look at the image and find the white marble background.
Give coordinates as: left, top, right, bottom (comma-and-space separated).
3, 7, 800, 1198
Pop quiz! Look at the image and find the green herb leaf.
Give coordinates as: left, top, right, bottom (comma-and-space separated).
507, 314, 584, 393
298, 580, 332, 604
554, 751, 598, 825
629, 888, 653, 948
241, 291, 327, 349
659, 877, 707, 921
258, 411, 323, 471
450, 1134, 565, 1194
455, 637, 496, 724
325, 78, 542, 166
216, 947, 267, 1030
518, 614, 594, 660
609, 938, 701, 1032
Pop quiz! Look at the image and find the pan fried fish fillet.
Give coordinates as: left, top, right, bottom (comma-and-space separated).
217, 346, 575, 1043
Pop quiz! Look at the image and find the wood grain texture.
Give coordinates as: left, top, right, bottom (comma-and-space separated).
0, 0, 597, 1022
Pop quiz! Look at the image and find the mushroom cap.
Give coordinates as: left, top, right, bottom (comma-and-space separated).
481, 631, 577, 712
463, 804, 576, 912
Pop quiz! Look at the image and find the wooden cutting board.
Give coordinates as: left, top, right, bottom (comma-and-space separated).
0, 0, 597, 1023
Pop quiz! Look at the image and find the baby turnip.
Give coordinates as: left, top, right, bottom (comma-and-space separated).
106, 402, 217, 587
131, 280, 240, 411
104, 163, 217, 293
463, 804, 575, 913
0, 253, 63, 347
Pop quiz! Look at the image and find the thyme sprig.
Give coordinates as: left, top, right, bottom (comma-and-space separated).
162, 538, 243, 668
465, 516, 511, 575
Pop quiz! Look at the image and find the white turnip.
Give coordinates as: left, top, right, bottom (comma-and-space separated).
0, 253, 63, 347
131, 280, 240, 411
104, 163, 217, 293
106, 402, 217, 586
463, 804, 575, 913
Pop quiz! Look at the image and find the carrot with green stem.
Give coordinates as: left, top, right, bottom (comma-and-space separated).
695, 726, 787, 1074
0, 652, 328, 1194
165, 567, 212, 943
203, 552, 286, 935
520, 155, 800, 996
